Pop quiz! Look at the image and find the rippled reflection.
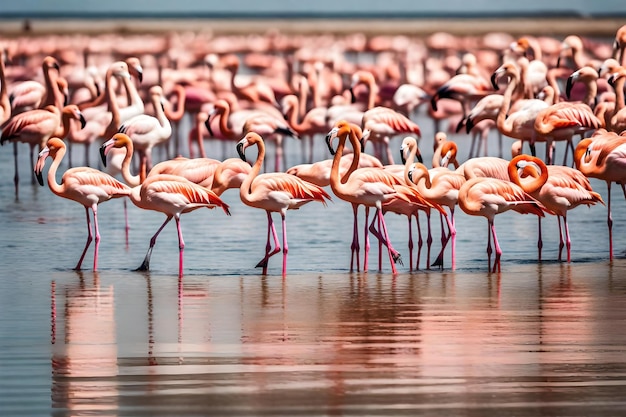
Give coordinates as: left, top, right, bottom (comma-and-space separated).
51, 272, 118, 415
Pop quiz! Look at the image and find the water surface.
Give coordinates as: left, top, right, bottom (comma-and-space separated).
2, 113, 626, 416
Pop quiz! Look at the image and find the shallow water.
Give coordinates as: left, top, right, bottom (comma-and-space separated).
2, 112, 626, 416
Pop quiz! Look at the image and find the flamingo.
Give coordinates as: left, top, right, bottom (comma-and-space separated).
1, 104, 85, 198
361, 106, 422, 164
457, 176, 546, 273
236, 132, 331, 276
326, 120, 411, 274
34, 137, 131, 271
128, 174, 231, 277
508, 154, 603, 262
534, 101, 602, 165
607, 66, 626, 134
118, 85, 172, 181
574, 132, 626, 260
613, 24, 626, 66
402, 137, 465, 270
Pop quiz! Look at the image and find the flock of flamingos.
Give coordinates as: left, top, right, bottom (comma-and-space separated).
1, 24, 626, 277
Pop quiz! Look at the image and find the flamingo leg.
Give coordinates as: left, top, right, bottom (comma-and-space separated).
376, 207, 400, 274
30, 145, 36, 185
92, 204, 101, 271
416, 212, 423, 270
350, 203, 361, 272
363, 206, 370, 272
124, 199, 130, 249
367, 212, 402, 269
175, 215, 185, 278
490, 219, 502, 273
557, 215, 564, 262
538, 216, 543, 262
256, 211, 281, 273
564, 214, 572, 263
407, 215, 414, 271
13, 142, 19, 199
606, 181, 613, 261
486, 220, 493, 270
137, 215, 173, 271
432, 210, 456, 270
75, 207, 93, 270
425, 209, 433, 269
281, 212, 288, 277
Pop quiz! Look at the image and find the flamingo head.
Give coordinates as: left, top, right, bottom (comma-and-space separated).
100, 133, 132, 167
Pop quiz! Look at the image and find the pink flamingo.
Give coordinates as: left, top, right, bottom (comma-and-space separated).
129, 174, 230, 277
237, 132, 331, 276
34, 137, 131, 271
458, 176, 546, 273
508, 154, 604, 262
574, 132, 626, 260
326, 120, 410, 274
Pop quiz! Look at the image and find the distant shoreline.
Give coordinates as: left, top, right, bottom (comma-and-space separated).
0, 17, 623, 37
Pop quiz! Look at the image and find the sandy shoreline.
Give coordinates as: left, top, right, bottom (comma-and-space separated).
0, 17, 623, 37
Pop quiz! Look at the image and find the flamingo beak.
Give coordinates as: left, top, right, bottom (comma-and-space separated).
325, 129, 338, 156
79, 113, 86, 129
565, 75, 575, 100
99, 139, 114, 167
236, 141, 246, 162
416, 152, 423, 164
206, 113, 214, 137
349, 87, 356, 104
490, 72, 500, 90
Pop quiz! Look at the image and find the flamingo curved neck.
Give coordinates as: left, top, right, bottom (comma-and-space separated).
47, 147, 66, 197
240, 140, 265, 203
121, 141, 141, 187
497, 71, 520, 135
217, 104, 236, 139
330, 129, 361, 196
164, 86, 186, 121
508, 155, 547, 193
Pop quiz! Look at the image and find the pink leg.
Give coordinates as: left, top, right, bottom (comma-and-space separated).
377, 208, 399, 274
415, 213, 423, 270
407, 215, 414, 271
363, 206, 370, 272
92, 204, 101, 271
256, 211, 281, 273
557, 215, 564, 262
137, 215, 173, 271
486, 220, 493, 270
75, 207, 93, 270
425, 209, 433, 269
175, 215, 185, 278
607, 181, 614, 261
281, 212, 288, 277
350, 203, 361, 272
490, 219, 502, 273
368, 213, 402, 268
564, 214, 572, 263
432, 210, 455, 270
51, 281, 56, 344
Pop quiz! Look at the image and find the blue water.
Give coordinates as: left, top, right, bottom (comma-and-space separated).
2, 108, 626, 416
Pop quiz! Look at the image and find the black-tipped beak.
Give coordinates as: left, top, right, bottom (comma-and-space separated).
407, 169, 414, 183
53, 62, 60, 71
455, 118, 465, 133
400, 149, 407, 165
99, 145, 107, 167
359, 138, 365, 153
325, 134, 336, 156
236, 142, 246, 162
608, 74, 616, 88
349, 88, 356, 104
205, 115, 214, 137
136, 69, 143, 83
556, 56, 562, 68
36, 171, 44, 186
566, 76, 574, 100
416, 153, 423, 164
64, 94, 69, 107
95, 83, 101, 98
466, 117, 475, 134
79, 113, 86, 129
430, 95, 438, 111
490, 72, 500, 90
